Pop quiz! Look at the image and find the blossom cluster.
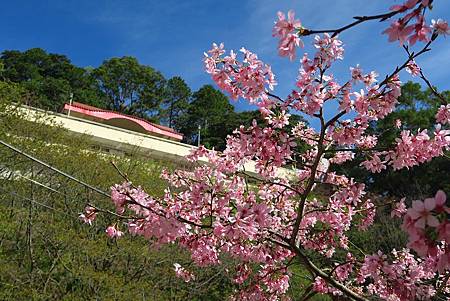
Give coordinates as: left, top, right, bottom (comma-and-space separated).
357, 249, 438, 300
203, 43, 276, 102
272, 10, 303, 60
271, 1, 450, 65
383, 0, 450, 45
288, 34, 344, 116
436, 104, 450, 125
402, 191, 450, 271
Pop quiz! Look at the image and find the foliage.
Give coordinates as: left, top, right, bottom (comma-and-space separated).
160, 76, 191, 129
92, 56, 166, 120
0, 47, 309, 152
177, 84, 237, 150
0, 48, 105, 111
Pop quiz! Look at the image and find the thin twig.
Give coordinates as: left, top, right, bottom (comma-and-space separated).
402, 44, 448, 105
301, 3, 423, 38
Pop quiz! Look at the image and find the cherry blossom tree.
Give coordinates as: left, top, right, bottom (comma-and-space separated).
82, 1, 450, 300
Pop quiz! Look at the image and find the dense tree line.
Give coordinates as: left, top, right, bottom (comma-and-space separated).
0, 48, 307, 151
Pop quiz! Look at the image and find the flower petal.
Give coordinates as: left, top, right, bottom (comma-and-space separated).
414, 217, 426, 229
412, 200, 424, 211
426, 215, 440, 227
407, 208, 421, 219
424, 198, 436, 211
435, 190, 446, 206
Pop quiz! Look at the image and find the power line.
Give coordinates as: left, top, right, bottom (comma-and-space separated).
0, 139, 110, 198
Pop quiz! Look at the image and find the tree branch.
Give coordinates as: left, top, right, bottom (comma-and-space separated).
302, 9, 401, 38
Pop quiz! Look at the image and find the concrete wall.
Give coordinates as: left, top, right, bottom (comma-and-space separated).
17, 105, 294, 178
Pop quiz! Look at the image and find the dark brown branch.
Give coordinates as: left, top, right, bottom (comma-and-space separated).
379, 38, 434, 87
266, 91, 285, 103
290, 108, 327, 244
292, 246, 369, 301
302, 10, 401, 38
87, 203, 138, 220
419, 69, 448, 105
401, 43, 448, 105
111, 161, 132, 182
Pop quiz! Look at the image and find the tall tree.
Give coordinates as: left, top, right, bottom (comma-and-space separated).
93, 56, 166, 119
178, 90, 310, 150
160, 76, 191, 129
178, 85, 237, 150
0, 48, 104, 110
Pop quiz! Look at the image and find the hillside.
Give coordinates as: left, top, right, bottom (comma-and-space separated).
0, 88, 235, 300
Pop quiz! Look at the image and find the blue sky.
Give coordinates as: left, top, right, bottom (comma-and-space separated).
1, 0, 449, 125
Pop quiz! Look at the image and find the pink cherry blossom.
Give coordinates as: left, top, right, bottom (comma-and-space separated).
436, 104, 450, 125
357, 135, 378, 149
79, 206, 97, 225
383, 20, 414, 44
433, 190, 449, 213
266, 110, 291, 129
273, 10, 303, 60
406, 60, 421, 76
313, 276, 342, 296
203, 44, 276, 102
273, 10, 302, 39
387, 128, 450, 170
361, 154, 386, 173
334, 254, 354, 281
391, 198, 407, 218
359, 200, 376, 230
390, 0, 420, 12
329, 151, 354, 165
400, 191, 449, 268
437, 222, 450, 243
407, 199, 440, 228
431, 19, 450, 36
277, 33, 302, 61
350, 65, 363, 82
409, 16, 432, 45
106, 225, 124, 238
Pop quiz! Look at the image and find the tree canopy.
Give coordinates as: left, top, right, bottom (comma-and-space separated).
159, 76, 191, 129
92, 56, 166, 120
1, 48, 105, 110
177, 85, 236, 150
